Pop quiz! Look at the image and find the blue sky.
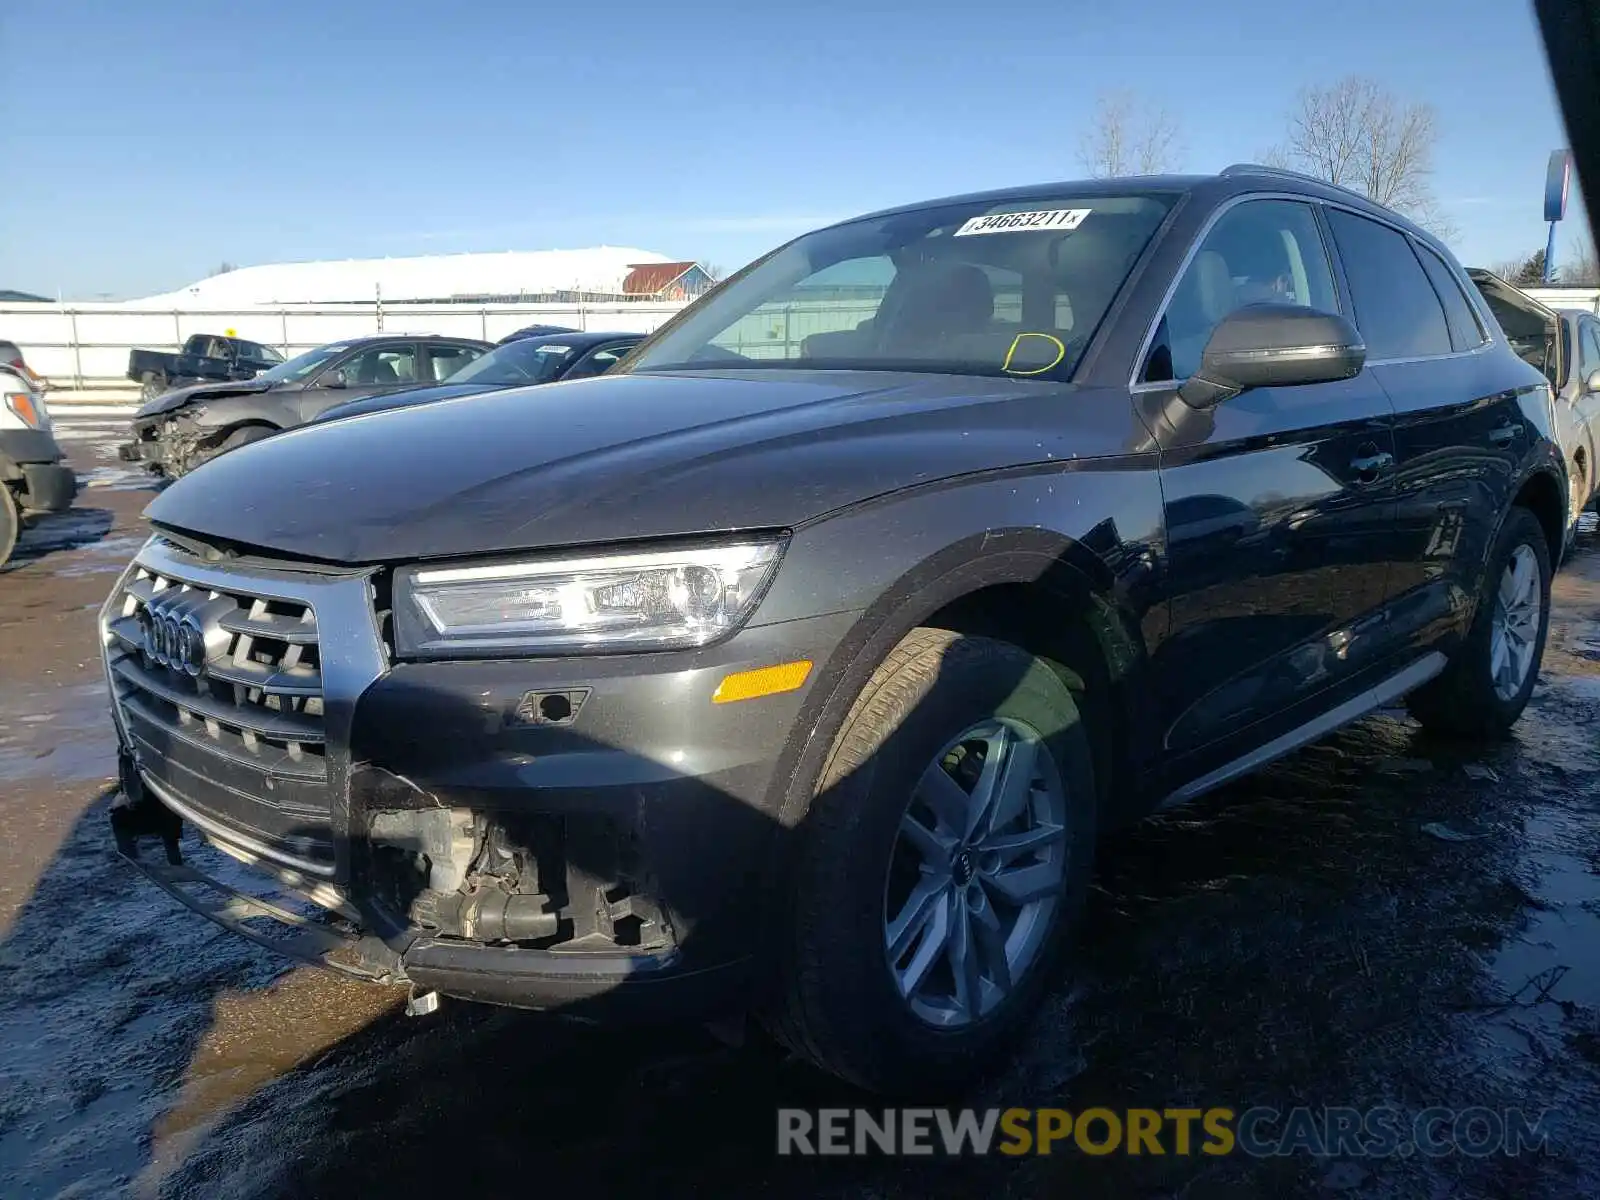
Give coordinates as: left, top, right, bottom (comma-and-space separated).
0, 0, 1583, 299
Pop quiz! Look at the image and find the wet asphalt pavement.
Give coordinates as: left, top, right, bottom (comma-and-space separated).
1, 424, 1597, 1198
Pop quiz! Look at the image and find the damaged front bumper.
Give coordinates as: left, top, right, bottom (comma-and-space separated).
101, 533, 855, 1022
118, 412, 205, 475
109, 720, 785, 1020
111, 759, 404, 988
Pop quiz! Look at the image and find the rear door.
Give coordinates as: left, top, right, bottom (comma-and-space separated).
423, 341, 486, 383
1142, 196, 1399, 771
1326, 212, 1534, 646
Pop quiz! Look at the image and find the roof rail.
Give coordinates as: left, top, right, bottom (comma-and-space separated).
1219, 163, 1371, 201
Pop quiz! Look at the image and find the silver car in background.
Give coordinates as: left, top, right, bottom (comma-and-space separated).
1470, 269, 1600, 538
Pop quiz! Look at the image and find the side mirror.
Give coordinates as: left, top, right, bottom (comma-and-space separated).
1585, 369, 1600, 394
1178, 304, 1366, 410
323, 368, 349, 389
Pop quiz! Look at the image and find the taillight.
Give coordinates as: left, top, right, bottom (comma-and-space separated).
7, 358, 43, 386
4, 391, 40, 428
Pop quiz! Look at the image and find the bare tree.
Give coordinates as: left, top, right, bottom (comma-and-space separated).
1078, 91, 1181, 177
209, 261, 238, 277
1561, 239, 1600, 287
1491, 255, 1532, 283
1273, 77, 1454, 240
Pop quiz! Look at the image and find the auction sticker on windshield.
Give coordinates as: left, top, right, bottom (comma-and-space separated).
953, 208, 1091, 236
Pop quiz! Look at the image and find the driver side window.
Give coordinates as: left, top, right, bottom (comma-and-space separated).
337, 345, 418, 386
1144, 199, 1339, 383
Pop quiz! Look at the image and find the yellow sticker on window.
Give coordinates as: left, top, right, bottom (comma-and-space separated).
1002, 333, 1066, 376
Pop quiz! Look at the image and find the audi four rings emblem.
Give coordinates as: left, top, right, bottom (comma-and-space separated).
139, 606, 207, 675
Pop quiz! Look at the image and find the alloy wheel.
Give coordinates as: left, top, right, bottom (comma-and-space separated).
882, 717, 1070, 1028
1490, 543, 1541, 702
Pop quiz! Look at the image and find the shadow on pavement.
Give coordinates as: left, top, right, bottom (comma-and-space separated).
3, 506, 115, 572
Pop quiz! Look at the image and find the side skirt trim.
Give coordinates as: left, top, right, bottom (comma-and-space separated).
1159, 651, 1447, 809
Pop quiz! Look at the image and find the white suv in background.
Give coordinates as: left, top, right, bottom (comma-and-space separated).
0, 363, 75, 567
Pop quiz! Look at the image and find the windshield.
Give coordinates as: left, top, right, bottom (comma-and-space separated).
446, 339, 579, 386
624, 194, 1176, 381
255, 343, 350, 384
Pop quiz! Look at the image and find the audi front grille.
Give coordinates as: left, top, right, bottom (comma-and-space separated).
100, 536, 388, 877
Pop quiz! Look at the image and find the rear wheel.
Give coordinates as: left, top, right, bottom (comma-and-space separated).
763, 628, 1097, 1094
140, 373, 167, 403
1407, 506, 1551, 738
0, 484, 18, 568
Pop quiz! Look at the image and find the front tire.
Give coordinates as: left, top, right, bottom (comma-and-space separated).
0, 484, 18, 568
764, 628, 1097, 1094
1407, 506, 1552, 738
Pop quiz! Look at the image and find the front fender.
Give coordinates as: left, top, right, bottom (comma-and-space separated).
190, 394, 298, 434
749, 460, 1167, 830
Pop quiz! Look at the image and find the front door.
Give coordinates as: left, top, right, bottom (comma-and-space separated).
1140, 198, 1398, 774
301, 342, 422, 421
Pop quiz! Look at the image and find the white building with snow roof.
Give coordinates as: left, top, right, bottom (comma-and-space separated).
126, 247, 674, 308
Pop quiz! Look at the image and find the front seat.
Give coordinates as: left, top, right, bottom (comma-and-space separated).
881, 264, 995, 355
1167, 249, 1237, 377
359, 358, 400, 385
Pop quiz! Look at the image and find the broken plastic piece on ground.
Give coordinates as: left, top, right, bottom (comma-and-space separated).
405, 989, 441, 1017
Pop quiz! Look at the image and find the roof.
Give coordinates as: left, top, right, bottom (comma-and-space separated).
621, 261, 702, 296
329, 333, 492, 347
827, 169, 1436, 247
527, 329, 642, 347
125, 247, 674, 308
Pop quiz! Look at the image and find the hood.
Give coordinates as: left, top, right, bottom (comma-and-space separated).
136, 375, 275, 418
147, 369, 1099, 563
310, 380, 501, 425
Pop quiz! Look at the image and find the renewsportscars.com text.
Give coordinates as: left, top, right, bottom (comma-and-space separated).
776, 1106, 1556, 1158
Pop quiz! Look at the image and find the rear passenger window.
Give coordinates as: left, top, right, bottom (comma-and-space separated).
428, 344, 482, 381
1145, 199, 1338, 382
1414, 242, 1486, 351
1325, 210, 1451, 360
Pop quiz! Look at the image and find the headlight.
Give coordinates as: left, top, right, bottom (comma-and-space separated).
394, 537, 786, 658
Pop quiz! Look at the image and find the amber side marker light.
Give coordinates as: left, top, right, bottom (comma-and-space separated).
4, 392, 39, 428
712, 660, 813, 704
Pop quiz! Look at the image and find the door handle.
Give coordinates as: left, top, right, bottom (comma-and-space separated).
1350, 446, 1393, 484
1488, 423, 1524, 446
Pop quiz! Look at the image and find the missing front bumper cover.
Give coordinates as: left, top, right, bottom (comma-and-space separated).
112, 781, 403, 985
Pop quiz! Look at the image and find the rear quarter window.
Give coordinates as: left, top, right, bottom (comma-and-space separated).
1325, 209, 1452, 360
1413, 242, 1487, 352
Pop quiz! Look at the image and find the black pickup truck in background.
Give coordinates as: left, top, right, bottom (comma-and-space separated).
127, 334, 285, 402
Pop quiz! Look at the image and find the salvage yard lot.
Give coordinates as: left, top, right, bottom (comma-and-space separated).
1, 426, 1597, 1198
